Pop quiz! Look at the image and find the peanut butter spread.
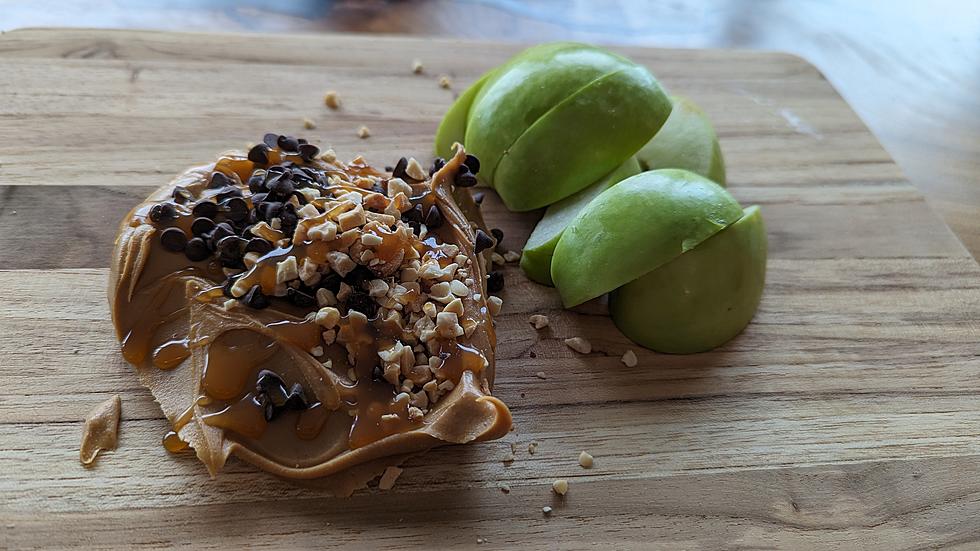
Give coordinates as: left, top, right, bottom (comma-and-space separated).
109, 135, 511, 493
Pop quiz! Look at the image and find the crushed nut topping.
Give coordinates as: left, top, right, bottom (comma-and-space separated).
621, 349, 638, 367
564, 337, 592, 354
528, 314, 549, 329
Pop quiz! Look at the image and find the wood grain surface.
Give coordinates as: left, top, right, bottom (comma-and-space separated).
1, 29, 979, 549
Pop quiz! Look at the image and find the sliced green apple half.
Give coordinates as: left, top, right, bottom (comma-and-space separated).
520, 95, 725, 285
609, 205, 766, 353
521, 157, 641, 285
455, 42, 671, 211
635, 95, 726, 185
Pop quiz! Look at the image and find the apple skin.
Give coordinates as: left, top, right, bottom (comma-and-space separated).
434, 70, 495, 160
551, 169, 744, 308
462, 43, 671, 211
609, 205, 766, 353
636, 95, 726, 185
520, 156, 641, 286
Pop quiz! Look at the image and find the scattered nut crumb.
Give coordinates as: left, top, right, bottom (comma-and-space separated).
324, 90, 340, 109
503, 250, 521, 263
302, 118, 317, 129
564, 337, 592, 354
378, 465, 403, 490
528, 441, 538, 455
579, 451, 594, 469
502, 451, 515, 464
542, 506, 553, 515
552, 479, 568, 496
500, 484, 511, 494
528, 314, 550, 330
477, 538, 486, 544
357, 125, 371, 139
412, 59, 424, 74
621, 349, 638, 367
535, 371, 547, 380
438, 75, 452, 88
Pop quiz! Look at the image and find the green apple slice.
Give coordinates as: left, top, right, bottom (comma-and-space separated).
521, 156, 641, 285
636, 95, 726, 185
463, 43, 670, 211
551, 169, 743, 307
434, 70, 495, 160
609, 205, 766, 353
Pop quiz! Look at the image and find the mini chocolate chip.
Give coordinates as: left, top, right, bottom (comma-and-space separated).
392, 157, 409, 180
191, 217, 215, 237
262, 133, 280, 148
286, 287, 316, 308
371, 365, 384, 382
298, 143, 320, 162
216, 186, 243, 202
424, 205, 443, 229
160, 227, 188, 252
192, 201, 218, 219
384, 166, 393, 172
184, 237, 210, 261
258, 201, 282, 221
171, 186, 193, 204
208, 171, 231, 189
149, 203, 178, 223
242, 284, 270, 309
256, 369, 286, 394
267, 165, 286, 175
487, 271, 504, 293
277, 135, 299, 152
344, 265, 374, 287
454, 171, 478, 188
251, 192, 268, 205
473, 191, 485, 205
223, 197, 249, 222
346, 290, 378, 318
490, 228, 504, 243
270, 177, 294, 197
217, 235, 247, 258
429, 157, 446, 176
298, 138, 308, 145
248, 144, 270, 164
247, 172, 266, 193
284, 383, 308, 411
402, 203, 423, 223
464, 154, 481, 174
222, 275, 240, 299
474, 229, 494, 253
319, 272, 342, 293
245, 237, 274, 255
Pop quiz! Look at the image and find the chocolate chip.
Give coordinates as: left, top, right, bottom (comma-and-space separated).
184, 237, 210, 262
319, 272, 341, 293
402, 203, 423, 223
267, 165, 286, 175
192, 201, 218, 219
210, 222, 235, 243
277, 135, 300, 152
247, 144, 270, 164
262, 133, 280, 148
160, 227, 188, 252
284, 383, 308, 411
242, 284, 270, 309
286, 287, 315, 308
346, 290, 378, 318
217, 235, 247, 258
487, 271, 504, 293
424, 205, 443, 229
473, 191, 485, 205
223, 197, 248, 222
490, 228, 504, 243
371, 365, 384, 382
222, 275, 239, 299
149, 203, 178, 223
216, 186, 243, 202
245, 237, 273, 255
474, 229, 494, 253
258, 201, 282, 221
454, 171, 478, 188
256, 369, 286, 395
298, 143, 320, 162
298, 138, 308, 145
270, 177, 294, 197
208, 171, 231, 189
172, 186, 193, 204
191, 217, 215, 237
251, 192, 268, 205
464, 154, 481, 174
247, 172, 266, 193
392, 157, 409, 180
429, 157, 446, 176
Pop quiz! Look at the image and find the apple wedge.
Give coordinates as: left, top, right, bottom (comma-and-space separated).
636, 95, 726, 185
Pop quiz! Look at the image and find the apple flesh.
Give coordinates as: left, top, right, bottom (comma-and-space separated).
461, 43, 671, 211
609, 205, 766, 353
521, 157, 641, 286
636, 95, 726, 185
550, 169, 744, 308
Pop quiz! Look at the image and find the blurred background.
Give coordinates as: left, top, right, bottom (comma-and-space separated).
2, 0, 979, 257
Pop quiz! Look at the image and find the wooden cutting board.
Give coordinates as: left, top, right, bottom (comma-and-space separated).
1, 29, 979, 549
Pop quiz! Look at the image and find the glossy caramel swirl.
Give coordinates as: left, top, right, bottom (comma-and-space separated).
109, 138, 511, 494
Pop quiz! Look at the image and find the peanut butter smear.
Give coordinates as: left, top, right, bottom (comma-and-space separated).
108, 136, 511, 493
80, 395, 121, 466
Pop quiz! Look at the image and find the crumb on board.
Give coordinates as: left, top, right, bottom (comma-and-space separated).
528, 441, 538, 455
528, 314, 550, 330
378, 466, 403, 490
500, 483, 511, 494
79, 395, 122, 466
535, 371, 547, 380
622, 349, 638, 367
542, 506, 553, 515
438, 75, 452, 89
564, 337, 592, 354
303, 118, 317, 130
579, 451, 594, 469
412, 59, 424, 74
324, 90, 340, 109
357, 125, 371, 139
552, 479, 568, 496
503, 250, 521, 263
